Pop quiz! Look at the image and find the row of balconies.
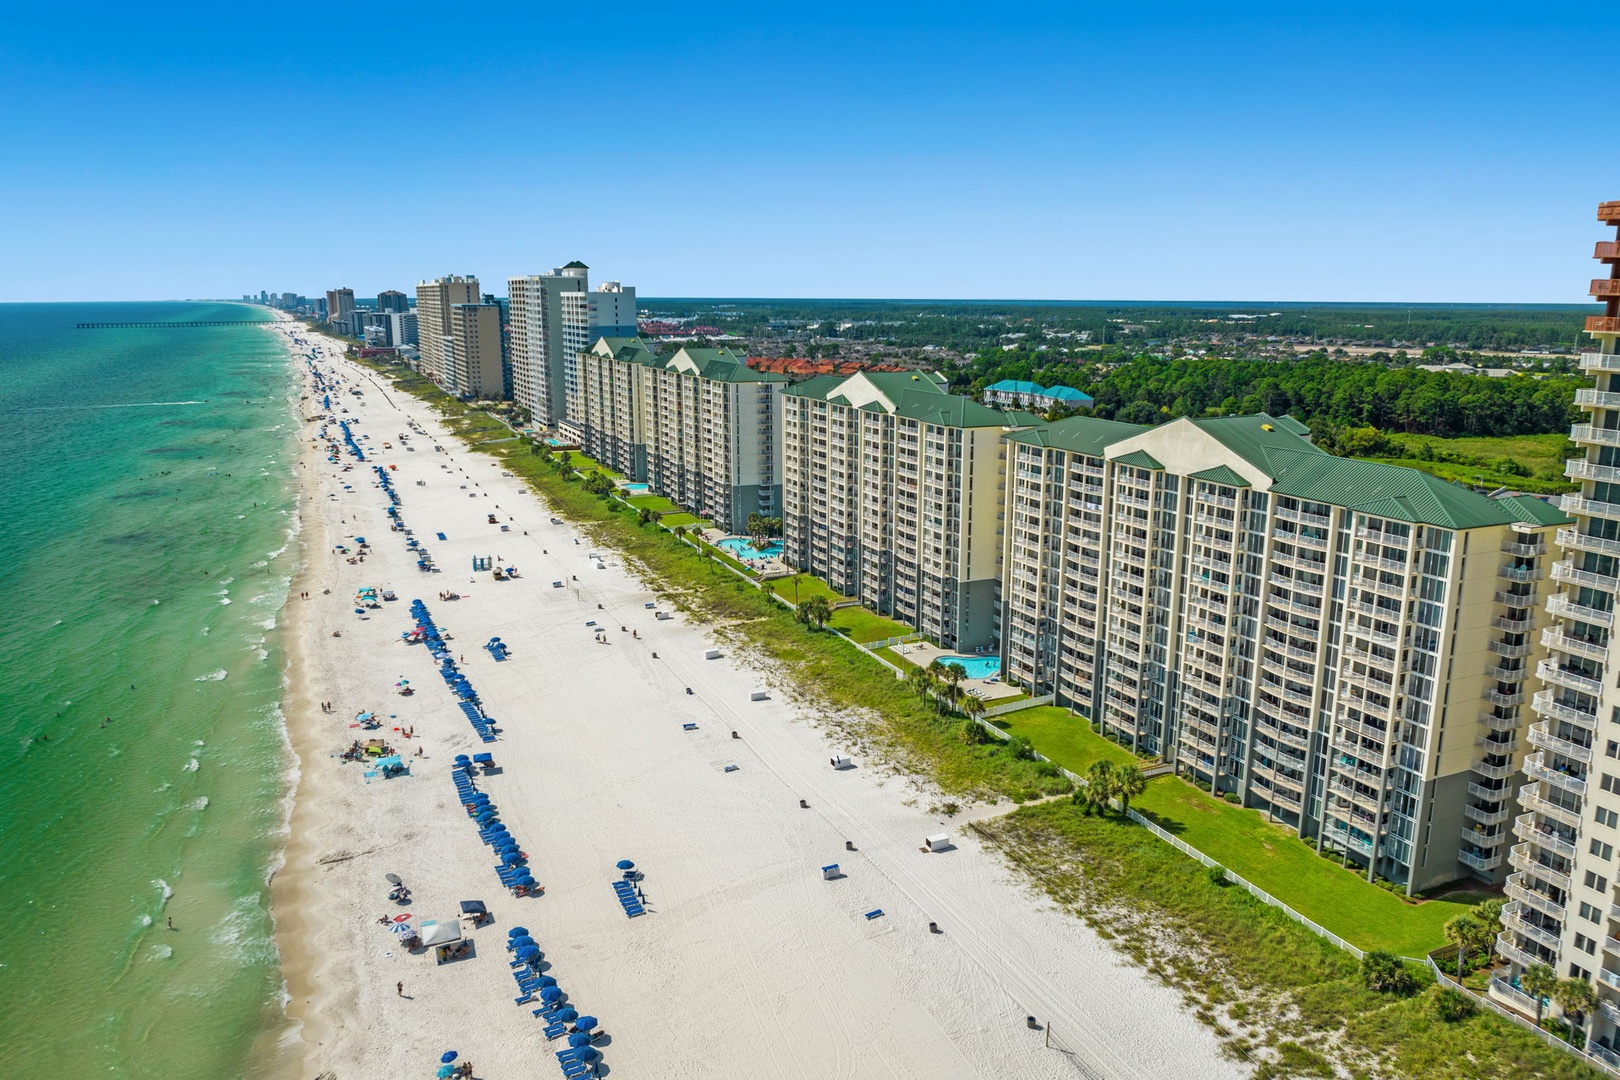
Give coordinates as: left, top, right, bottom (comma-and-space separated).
1548, 593, 1615, 627
1551, 558, 1620, 594
1519, 783, 1583, 830
1536, 658, 1604, 697
1542, 625, 1610, 663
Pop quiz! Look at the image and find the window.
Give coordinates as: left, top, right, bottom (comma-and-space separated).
1609, 739, 1620, 759
1599, 808, 1620, 829
1603, 774, 1619, 794
1586, 871, 1610, 893
1594, 840, 1616, 861
1572, 964, 1591, 980
1581, 901, 1602, 924
1576, 933, 1598, 955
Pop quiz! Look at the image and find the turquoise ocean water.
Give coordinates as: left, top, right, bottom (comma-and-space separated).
0, 302, 299, 1078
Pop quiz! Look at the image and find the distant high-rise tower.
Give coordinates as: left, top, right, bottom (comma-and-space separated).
376, 289, 409, 313
508, 263, 589, 429
326, 288, 356, 331
415, 276, 481, 385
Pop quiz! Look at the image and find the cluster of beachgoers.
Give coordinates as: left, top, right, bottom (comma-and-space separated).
266, 314, 1242, 1080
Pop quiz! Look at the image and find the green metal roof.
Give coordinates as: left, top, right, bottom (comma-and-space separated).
1004, 415, 1149, 457
1191, 414, 1330, 470
889, 389, 1006, 427
1189, 465, 1251, 488
1487, 494, 1573, 527
666, 347, 788, 383
1114, 449, 1164, 470
781, 374, 846, 400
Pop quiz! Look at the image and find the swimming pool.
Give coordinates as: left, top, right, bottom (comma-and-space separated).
621, 482, 651, 494
717, 536, 784, 561
938, 654, 1001, 680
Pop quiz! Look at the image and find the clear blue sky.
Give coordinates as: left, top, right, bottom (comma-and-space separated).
0, 2, 1609, 303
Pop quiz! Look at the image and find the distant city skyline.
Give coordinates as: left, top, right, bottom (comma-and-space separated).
1, 3, 1611, 304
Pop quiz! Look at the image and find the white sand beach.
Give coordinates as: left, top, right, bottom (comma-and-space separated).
268, 317, 1244, 1080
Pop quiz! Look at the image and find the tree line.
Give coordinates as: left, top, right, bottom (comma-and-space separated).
962, 352, 1583, 437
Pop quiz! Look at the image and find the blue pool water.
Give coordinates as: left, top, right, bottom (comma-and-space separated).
621, 482, 651, 494
718, 536, 784, 561
939, 654, 1001, 679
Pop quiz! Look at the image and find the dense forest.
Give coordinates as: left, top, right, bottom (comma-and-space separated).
642, 299, 1596, 354
959, 351, 1583, 438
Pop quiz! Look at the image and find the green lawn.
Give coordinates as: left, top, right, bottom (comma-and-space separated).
658, 513, 702, 528
626, 494, 679, 512
1130, 777, 1485, 956
992, 707, 1141, 774
827, 606, 914, 644
764, 573, 848, 607
1366, 432, 1575, 495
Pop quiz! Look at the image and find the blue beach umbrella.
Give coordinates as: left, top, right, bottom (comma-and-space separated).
539, 986, 563, 1003
573, 1015, 597, 1031
615, 859, 635, 870
517, 945, 540, 961
536, 975, 556, 988
508, 926, 528, 938
436, 1066, 454, 1079
568, 1031, 593, 1048
440, 1051, 458, 1063
556, 1007, 577, 1023
516, 874, 537, 889
509, 935, 535, 950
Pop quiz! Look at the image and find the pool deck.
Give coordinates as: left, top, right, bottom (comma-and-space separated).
701, 527, 790, 575
889, 641, 1021, 701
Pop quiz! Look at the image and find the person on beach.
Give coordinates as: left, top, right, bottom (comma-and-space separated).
397, 981, 404, 996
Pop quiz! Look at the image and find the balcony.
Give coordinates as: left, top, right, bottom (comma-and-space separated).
1494, 589, 1538, 608
1496, 934, 1544, 971
1527, 721, 1595, 764
1498, 564, 1540, 583
1480, 711, 1521, 732
1572, 424, 1620, 448
1465, 803, 1511, 826
1592, 279, 1620, 299
1485, 664, 1528, 683
1506, 874, 1568, 919
1590, 317, 1620, 333
1578, 388, 1620, 409
1524, 751, 1588, 796
1551, 558, 1620, 594
1502, 905, 1564, 952
1504, 539, 1549, 558
1493, 613, 1534, 633
1275, 505, 1332, 528
1509, 842, 1573, 890
1543, 626, 1611, 664
1580, 351, 1620, 371
1458, 849, 1503, 873
1488, 639, 1534, 658
1566, 459, 1620, 484
1469, 781, 1512, 803
1472, 758, 1516, 781
1547, 593, 1616, 628
1359, 553, 1410, 574
1519, 786, 1583, 830
1515, 813, 1578, 859
1537, 659, 1605, 697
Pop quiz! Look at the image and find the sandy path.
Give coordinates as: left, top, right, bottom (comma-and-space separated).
268, 320, 1244, 1080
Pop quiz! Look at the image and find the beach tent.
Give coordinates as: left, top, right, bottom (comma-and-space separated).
418, 919, 461, 947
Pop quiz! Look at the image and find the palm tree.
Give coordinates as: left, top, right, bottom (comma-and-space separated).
1112, 764, 1146, 815
1442, 914, 1494, 976
1521, 963, 1558, 1028
1552, 977, 1598, 1047
800, 595, 832, 630
962, 694, 987, 724
1085, 760, 1119, 813
906, 665, 934, 703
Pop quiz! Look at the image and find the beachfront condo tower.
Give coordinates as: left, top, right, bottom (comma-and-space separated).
999, 412, 1567, 894
325, 287, 356, 333
780, 373, 1022, 651
416, 275, 481, 386
444, 302, 504, 399
376, 289, 410, 313
1495, 201, 1620, 1059
509, 264, 589, 433
578, 339, 785, 533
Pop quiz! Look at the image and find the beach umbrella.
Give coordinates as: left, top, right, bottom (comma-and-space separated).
475, 811, 494, 823
516, 875, 537, 889
516, 945, 539, 961
508, 926, 529, 938
535, 975, 557, 988
440, 1051, 458, 1063
556, 1008, 577, 1023
509, 936, 535, 951
455, 755, 470, 764
540, 986, 562, 1003
385, 873, 402, 885
615, 859, 635, 870
436, 1066, 454, 1079
568, 1031, 593, 1048
503, 851, 523, 865
573, 1015, 598, 1031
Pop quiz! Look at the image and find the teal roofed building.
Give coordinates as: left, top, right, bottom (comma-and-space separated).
984, 378, 1094, 411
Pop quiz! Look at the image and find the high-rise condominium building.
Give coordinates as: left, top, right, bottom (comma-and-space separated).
509, 264, 589, 430
589, 281, 638, 339
578, 338, 785, 532
416, 275, 481, 385
781, 372, 1020, 650
444, 303, 504, 399
326, 288, 356, 331
376, 289, 410, 313
1000, 412, 1567, 892
1501, 201, 1620, 1051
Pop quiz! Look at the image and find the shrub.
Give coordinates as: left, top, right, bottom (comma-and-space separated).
1360, 951, 1416, 995
1207, 864, 1228, 886
1429, 986, 1477, 1023
1222, 792, 1240, 804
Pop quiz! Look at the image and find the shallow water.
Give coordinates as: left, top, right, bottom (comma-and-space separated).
0, 302, 299, 1078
